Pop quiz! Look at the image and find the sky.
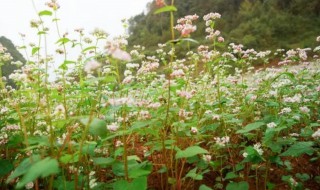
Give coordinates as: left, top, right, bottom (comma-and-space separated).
0, 0, 152, 46
0, 0, 153, 80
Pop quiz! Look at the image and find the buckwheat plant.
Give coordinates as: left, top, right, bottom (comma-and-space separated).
0, 0, 319, 190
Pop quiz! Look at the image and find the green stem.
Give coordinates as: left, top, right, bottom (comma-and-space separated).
54, 10, 68, 119
123, 114, 129, 180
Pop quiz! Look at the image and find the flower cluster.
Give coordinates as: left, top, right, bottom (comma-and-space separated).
214, 136, 230, 146
45, 0, 60, 10
267, 122, 277, 129
253, 143, 264, 155
174, 14, 199, 37
203, 12, 223, 41
155, 0, 165, 7
84, 60, 101, 74
107, 122, 119, 132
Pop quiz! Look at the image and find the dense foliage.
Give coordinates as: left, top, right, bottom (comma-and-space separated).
0, 36, 25, 87
0, 1, 320, 190
128, 0, 320, 51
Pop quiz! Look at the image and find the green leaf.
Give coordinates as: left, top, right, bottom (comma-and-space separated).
82, 46, 97, 53
53, 177, 75, 190
154, 5, 177, 14
129, 168, 152, 179
199, 184, 213, 190
280, 142, 314, 157
28, 136, 50, 146
226, 181, 249, 190
16, 157, 59, 188
0, 160, 14, 176
180, 38, 199, 44
59, 60, 76, 69
80, 117, 107, 138
176, 146, 208, 159
295, 173, 310, 182
267, 182, 276, 190
167, 38, 199, 45
38, 31, 47, 35
157, 166, 167, 173
113, 176, 147, 190
59, 153, 79, 164
236, 122, 265, 134
113, 179, 129, 190
185, 167, 203, 180
243, 146, 264, 163
129, 177, 147, 190
56, 37, 70, 45
272, 72, 296, 82
38, 10, 52, 16
224, 172, 238, 180
32, 47, 40, 55
7, 155, 41, 183
266, 101, 279, 107
92, 157, 115, 166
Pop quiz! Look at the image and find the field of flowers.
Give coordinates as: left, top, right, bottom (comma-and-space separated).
0, 1, 320, 190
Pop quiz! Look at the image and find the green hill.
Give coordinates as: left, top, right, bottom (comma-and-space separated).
128, 0, 320, 51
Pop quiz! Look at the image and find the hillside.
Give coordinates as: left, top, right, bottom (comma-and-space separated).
128, 0, 320, 51
0, 36, 25, 87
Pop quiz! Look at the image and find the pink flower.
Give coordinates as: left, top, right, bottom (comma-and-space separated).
170, 69, 185, 78
218, 36, 224, 43
122, 76, 134, 84
110, 48, 131, 61
174, 14, 199, 37
84, 60, 101, 73
181, 24, 197, 37
156, 0, 165, 7
107, 122, 119, 132
177, 90, 193, 99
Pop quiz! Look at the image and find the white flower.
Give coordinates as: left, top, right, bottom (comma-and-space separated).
279, 107, 292, 114
312, 128, 320, 139
289, 177, 298, 187
139, 110, 151, 120
25, 182, 34, 189
242, 152, 248, 158
214, 136, 230, 146
212, 114, 220, 121
54, 104, 65, 115
191, 127, 198, 134
89, 178, 97, 189
267, 122, 277, 129
202, 154, 212, 163
124, 70, 132, 76
289, 133, 299, 137
107, 122, 119, 132
115, 140, 123, 147
108, 97, 135, 106
0, 107, 9, 114
316, 36, 320, 42
299, 106, 310, 114
203, 12, 221, 21
253, 143, 264, 156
